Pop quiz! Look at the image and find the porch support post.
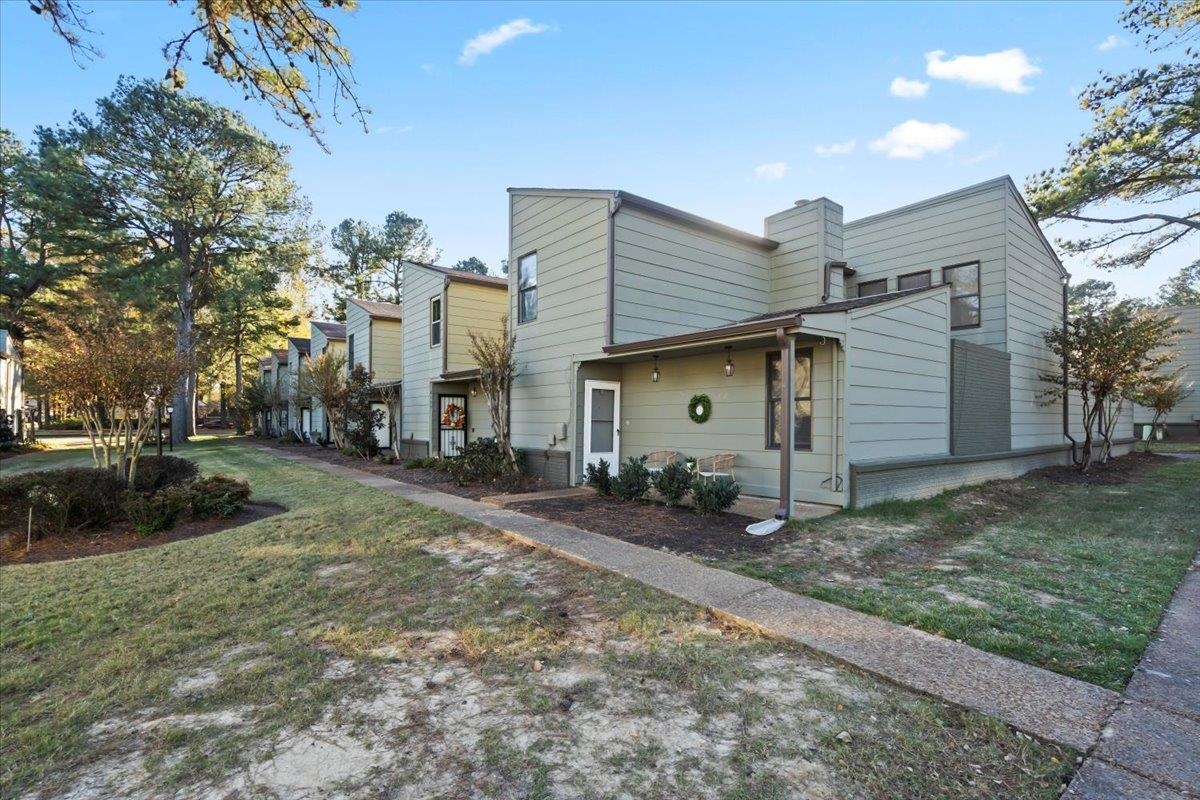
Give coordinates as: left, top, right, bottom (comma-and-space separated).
776, 328, 794, 520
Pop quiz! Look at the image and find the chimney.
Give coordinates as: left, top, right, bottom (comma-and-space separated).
764, 197, 844, 312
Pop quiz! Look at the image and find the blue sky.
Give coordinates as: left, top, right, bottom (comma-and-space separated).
0, 0, 1186, 299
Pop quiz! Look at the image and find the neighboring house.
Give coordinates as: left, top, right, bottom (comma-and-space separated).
1134, 305, 1200, 438
286, 337, 311, 440
308, 319, 347, 444
257, 355, 276, 435
400, 261, 508, 459
268, 348, 289, 435
505, 177, 1134, 512
345, 297, 404, 450
0, 328, 24, 436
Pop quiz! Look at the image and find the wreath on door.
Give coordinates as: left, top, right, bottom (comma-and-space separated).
441, 403, 466, 429
688, 394, 712, 424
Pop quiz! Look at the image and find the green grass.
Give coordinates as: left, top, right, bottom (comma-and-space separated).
1138, 440, 1200, 453
1, 438, 1076, 798
723, 458, 1200, 690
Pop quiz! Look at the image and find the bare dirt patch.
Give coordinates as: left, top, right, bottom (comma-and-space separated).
1030, 450, 1173, 486
1, 502, 285, 566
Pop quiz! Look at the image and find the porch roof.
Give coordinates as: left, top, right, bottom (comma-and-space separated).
440, 368, 481, 381
600, 285, 940, 358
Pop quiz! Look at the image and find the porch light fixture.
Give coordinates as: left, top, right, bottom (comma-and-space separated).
470, 383, 478, 397
724, 347, 735, 377
650, 355, 660, 383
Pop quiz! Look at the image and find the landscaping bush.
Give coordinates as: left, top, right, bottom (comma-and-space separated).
0, 467, 128, 539
185, 475, 251, 519
128, 455, 199, 494
653, 461, 693, 507
42, 417, 84, 431
584, 459, 613, 496
612, 456, 651, 502
446, 438, 522, 487
122, 486, 190, 535
690, 477, 741, 515
405, 456, 442, 470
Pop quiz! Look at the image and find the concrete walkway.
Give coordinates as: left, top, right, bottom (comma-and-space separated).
1064, 555, 1200, 799
250, 444, 1120, 751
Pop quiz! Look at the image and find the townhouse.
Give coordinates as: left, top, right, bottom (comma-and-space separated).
399, 261, 508, 458
308, 320, 347, 444
345, 297, 404, 450
285, 336, 310, 440
1133, 305, 1200, 438
504, 176, 1135, 511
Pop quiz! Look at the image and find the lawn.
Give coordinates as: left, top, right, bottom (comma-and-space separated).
1, 438, 1076, 799
719, 454, 1200, 691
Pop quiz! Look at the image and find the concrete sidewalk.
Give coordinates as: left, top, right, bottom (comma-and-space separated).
251, 444, 1121, 751
1064, 556, 1200, 800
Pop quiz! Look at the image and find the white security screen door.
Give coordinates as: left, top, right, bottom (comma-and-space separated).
583, 380, 620, 475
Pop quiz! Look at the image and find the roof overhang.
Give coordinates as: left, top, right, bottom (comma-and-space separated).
440, 368, 481, 381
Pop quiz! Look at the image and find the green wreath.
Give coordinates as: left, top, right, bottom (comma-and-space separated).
688, 394, 713, 424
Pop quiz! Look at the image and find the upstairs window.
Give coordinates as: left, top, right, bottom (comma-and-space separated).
943, 262, 981, 329
430, 297, 442, 346
347, 334, 355, 373
857, 278, 887, 297
898, 270, 931, 291
766, 349, 813, 451
518, 252, 538, 323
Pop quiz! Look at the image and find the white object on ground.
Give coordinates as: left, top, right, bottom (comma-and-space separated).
745, 518, 786, 536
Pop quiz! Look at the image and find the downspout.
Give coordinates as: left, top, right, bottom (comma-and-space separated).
821, 260, 849, 303
776, 327, 794, 521
830, 339, 840, 493
1060, 278, 1078, 465
604, 194, 624, 346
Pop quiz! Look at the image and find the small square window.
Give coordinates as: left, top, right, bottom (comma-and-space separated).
898, 271, 931, 291
518, 252, 538, 323
857, 278, 888, 297
430, 297, 442, 347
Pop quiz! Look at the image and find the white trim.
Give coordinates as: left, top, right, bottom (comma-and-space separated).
583, 379, 621, 475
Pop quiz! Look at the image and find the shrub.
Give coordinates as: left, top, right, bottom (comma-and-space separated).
122, 486, 190, 535
186, 475, 251, 519
405, 457, 441, 469
129, 455, 199, 494
0, 467, 128, 539
42, 417, 85, 431
612, 456, 650, 502
446, 438, 523, 486
690, 477, 741, 515
584, 459, 613, 496
653, 462, 693, 507
343, 364, 383, 458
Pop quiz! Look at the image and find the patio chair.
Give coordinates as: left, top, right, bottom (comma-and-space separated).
644, 450, 678, 476
694, 453, 736, 483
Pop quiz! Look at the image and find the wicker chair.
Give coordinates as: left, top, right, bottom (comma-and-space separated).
644, 450, 678, 475
694, 453, 736, 482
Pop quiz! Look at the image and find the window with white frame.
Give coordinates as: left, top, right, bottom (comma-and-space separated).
517, 252, 537, 323
430, 297, 442, 346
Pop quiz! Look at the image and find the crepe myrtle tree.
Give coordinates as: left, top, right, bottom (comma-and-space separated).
297, 349, 347, 449
1042, 299, 1181, 471
467, 314, 518, 471
1135, 375, 1193, 443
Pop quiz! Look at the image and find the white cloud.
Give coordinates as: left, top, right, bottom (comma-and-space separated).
889, 76, 930, 99
420, 63, 436, 74
961, 145, 1001, 165
754, 162, 789, 181
1097, 34, 1125, 51
869, 120, 967, 159
814, 140, 856, 157
459, 18, 549, 65
373, 124, 414, 135
924, 48, 1041, 93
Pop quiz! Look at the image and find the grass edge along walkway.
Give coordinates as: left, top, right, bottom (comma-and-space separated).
248, 443, 1119, 752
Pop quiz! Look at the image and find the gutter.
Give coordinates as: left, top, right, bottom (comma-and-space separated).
820, 260, 854, 303
1061, 279, 1078, 465
603, 316, 800, 355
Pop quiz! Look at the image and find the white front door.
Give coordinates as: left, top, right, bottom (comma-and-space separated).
583, 380, 620, 475
371, 402, 390, 449
300, 408, 312, 441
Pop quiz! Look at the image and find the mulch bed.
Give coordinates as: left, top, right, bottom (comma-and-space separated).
255, 438, 546, 501
508, 493, 782, 559
1031, 450, 1178, 487
2, 502, 286, 566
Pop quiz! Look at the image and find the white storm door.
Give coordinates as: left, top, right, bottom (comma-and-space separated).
583, 380, 620, 475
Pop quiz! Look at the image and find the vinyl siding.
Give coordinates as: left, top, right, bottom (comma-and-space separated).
401, 265, 445, 447
844, 180, 1008, 351
844, 288, 952, 461
286, 342, 307, 434
765, 198, 843, 311
1134, 305, 1200, 426
508, 192, 611, 464
611, 205, 770, 342
345, 303, 371, 373
1003, 189, 1069, 448
616, 342, 844, 504
309, 337, 345, 441
370, 319, 403, 383
445, 280, 507, 373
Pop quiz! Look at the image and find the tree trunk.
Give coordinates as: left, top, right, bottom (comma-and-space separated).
234, 351, 245, 434
171, 268, 195, 444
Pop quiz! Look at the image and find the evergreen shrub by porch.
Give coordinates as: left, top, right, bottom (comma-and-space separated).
612, 455, 651, 501
343, 364, 384, 458
584, 459, 613, 496
447, 438, 523, 487
691, 476, 740, 515
653, 461, 693, 506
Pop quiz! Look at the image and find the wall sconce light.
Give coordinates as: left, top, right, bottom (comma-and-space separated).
470, 382, 478, 397
724, 347, 735, 377
650, 354, 660, 383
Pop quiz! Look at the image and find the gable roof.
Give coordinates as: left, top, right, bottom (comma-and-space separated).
273, 349, 288, 364
288, 337, 310, 355
406, 260, 508, 288
347, 297, 404, 321
311, 320, 346, 339
508, 188, 780, 251
603, 285, 944, 355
